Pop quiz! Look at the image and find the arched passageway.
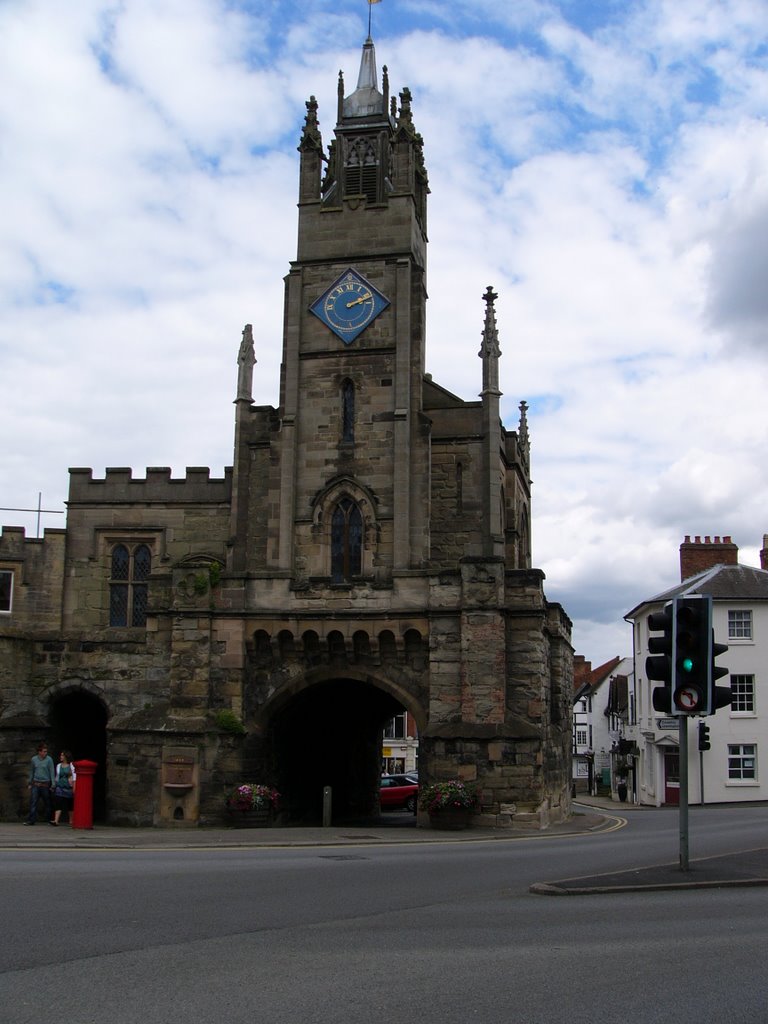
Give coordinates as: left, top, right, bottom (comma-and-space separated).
48, 691, 109, 821
268, 678, 406, 823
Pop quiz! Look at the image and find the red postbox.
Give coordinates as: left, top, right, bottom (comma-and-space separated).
72, 759, 97, 830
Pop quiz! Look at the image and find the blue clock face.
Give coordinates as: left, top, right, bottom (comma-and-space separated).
310, 269, 389, 344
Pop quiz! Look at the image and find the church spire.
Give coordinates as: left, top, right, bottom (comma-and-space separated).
343, 36, 385, 118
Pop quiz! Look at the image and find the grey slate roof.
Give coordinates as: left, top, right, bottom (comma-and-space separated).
626, 563, 768, 619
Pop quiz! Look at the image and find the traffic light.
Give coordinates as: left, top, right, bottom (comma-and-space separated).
698, 721, 711, 751
710, 634, 731, 712
671, 596, 711, 715
647, 601, 674, 713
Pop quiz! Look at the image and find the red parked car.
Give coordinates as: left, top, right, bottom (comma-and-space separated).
379, 774, 418, 812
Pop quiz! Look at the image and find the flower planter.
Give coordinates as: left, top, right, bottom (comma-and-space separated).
226, 807, 273, 828
428, 807, 472, 830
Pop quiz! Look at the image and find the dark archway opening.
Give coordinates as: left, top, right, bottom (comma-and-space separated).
48, 691, 108, 821
269, 678, 403, 824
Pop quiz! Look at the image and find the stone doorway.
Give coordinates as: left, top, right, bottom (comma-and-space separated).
267, 678, 408, 824
48, 690, 109, 821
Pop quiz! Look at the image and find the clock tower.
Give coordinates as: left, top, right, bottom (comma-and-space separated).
231, 36, 433, 580
224, 35, 572, 826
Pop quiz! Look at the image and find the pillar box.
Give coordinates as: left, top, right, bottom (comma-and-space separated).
72, 760, 98, 830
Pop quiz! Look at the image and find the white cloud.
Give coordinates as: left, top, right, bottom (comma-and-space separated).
2, 0, 767, 668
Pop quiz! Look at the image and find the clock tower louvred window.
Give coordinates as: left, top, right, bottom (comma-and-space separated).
345, 138, 379, 204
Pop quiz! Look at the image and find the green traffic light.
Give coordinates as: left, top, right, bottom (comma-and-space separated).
682, 657, 693, 673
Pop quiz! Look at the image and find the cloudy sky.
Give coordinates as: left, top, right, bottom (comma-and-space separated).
2, 0, 767, 665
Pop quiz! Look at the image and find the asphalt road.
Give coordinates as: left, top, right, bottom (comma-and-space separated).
2, 804, 767, 1024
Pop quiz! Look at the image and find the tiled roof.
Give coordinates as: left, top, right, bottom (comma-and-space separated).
627, 563, 768, 618
574, 655, 621, 697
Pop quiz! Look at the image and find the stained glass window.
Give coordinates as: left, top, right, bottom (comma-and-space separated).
331, 499, 363, 581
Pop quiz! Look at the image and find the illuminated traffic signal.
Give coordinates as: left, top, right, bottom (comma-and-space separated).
697, 722, 711, 751
647, 601, 674, 714
671, 596, 711, 715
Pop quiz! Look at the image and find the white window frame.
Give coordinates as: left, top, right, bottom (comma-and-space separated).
0, 569, 12, 614
727, 743, 757, 783
728, 609, 753, 641
730, 674, 755, 716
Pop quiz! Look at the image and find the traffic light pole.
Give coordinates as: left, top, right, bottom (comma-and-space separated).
679, 716, 689, 871
699, 749, 705, 806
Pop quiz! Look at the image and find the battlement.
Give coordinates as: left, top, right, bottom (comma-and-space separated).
68, 467, 233, 505
0, 525, 67, 556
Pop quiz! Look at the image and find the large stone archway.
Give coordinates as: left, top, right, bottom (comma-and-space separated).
254, 666, 426, 823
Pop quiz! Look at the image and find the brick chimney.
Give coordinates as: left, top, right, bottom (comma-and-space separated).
679, 535, 738, 581
761, 535, 768, 571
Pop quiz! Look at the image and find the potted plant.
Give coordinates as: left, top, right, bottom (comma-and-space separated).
225, 783, 280, 826
419, 779, 478, 830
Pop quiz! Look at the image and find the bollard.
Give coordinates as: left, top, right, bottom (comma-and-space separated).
72, 759, 98, 829
322, 785, 332, 827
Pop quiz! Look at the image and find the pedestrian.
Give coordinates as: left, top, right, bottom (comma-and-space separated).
51, 750, 77, 826
24, 742, 55, 825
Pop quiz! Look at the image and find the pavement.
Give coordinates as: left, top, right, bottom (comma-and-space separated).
2, 796, 767, 894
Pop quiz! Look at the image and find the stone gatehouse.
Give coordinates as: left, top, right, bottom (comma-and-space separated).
0, 36, 573, 828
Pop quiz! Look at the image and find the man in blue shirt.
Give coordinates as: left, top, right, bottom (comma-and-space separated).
24, 742, 55, 825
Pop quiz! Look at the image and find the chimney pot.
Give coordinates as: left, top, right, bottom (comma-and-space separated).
680, 533, 739, 581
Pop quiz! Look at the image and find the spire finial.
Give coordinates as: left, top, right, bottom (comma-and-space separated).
237, 324, 256, 402
519, 401, 530, 464
479, 286, 501, 360
299, 95, 322, 153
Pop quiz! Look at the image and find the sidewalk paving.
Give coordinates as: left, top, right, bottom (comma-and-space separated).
0, 804, 612, 851
4, 800, 766, 895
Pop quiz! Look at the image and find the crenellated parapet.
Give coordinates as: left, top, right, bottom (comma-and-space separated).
67, 467, 233, 505
0, 525, 66, 556
0, 526, 66, 635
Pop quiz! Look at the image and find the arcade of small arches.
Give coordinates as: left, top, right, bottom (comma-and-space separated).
248, 625, 428, 673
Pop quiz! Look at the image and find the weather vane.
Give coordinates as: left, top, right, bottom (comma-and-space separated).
367, 0, 381, 37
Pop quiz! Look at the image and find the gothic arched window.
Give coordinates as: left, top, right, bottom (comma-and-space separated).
341, 378, 355, 443
331, 498, 363, 582
109, 543, 151, 627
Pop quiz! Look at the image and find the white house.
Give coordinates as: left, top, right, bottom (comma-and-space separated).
573, 655, 634, 799
625, 534, 768, 807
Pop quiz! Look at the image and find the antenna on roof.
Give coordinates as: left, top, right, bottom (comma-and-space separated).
1, 493, 64, 538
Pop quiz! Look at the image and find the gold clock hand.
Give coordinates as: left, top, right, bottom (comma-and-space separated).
346, 292, 372, 308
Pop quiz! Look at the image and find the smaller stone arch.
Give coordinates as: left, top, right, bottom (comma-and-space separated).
327, 630, 347, 662
47, 681, 109, 822
278, 630, 296, 661
379, 630, 398, 665
302, 630, 322, 666
404, 628, 427, 672
353, 630, 372, 663
253, 630, 273, 668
